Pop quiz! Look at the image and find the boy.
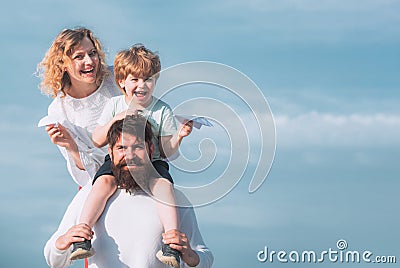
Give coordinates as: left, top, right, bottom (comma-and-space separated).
70, 44, 193, 268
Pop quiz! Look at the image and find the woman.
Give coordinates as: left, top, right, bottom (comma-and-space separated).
37, 27, 120, 187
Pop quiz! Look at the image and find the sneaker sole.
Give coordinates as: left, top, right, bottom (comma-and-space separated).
156, 250, 179, 268
70, 248, 96, 261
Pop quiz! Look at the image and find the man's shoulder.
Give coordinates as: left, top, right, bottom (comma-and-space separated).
174, 189, 195, 210
111, 188, 193, 208
105, 190, 162, 218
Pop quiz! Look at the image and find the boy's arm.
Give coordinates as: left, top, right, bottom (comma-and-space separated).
92, 99, 127, 148
160, 120, 193, 158
92, 120, 117, 148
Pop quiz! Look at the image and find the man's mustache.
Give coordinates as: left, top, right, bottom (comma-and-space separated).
116, 157, 144, 168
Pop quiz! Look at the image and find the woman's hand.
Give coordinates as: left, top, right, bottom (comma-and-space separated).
45, 123, 84, 169
45, 123, 77, 151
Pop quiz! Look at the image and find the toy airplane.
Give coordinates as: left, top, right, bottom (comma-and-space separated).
37, 115, 59, 127
175, 115, 213, 129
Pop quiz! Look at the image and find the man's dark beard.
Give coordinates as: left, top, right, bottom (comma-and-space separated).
111, 157, 153, 193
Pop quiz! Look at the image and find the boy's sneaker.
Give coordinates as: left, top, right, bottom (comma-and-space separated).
70, 239, 95, 261
156, 243, 181, 268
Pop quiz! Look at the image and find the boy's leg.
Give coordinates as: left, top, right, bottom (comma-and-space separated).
80, 154, 115, 227
150, 176, 181, 268
152, 160, 173, 183
70, 174, 117, 261
149, 178, 179, 231
79, 175, 117, 227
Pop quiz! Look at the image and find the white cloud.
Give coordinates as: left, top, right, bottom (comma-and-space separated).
171, 93, 400, 149
276, 112, 400, 147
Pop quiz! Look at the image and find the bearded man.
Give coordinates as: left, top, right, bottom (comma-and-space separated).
44, 115, 213, 268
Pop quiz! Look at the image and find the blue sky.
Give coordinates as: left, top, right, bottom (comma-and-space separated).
1, 0, 399, 267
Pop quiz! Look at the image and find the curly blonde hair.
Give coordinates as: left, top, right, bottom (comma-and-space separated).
36, 27, 108, 98
114, 44, 161, 94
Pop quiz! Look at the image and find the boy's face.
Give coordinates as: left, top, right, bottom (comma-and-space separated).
119, 74, 156, 108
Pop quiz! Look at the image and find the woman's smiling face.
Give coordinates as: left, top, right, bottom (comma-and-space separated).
64, 37, 99, 87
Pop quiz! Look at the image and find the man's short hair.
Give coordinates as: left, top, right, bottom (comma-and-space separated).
107, 114, 153, 149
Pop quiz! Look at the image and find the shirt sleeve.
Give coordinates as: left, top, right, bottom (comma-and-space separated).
160, 104, 177, 136
44, 186, 89, 268
57, 142, 105, 186
178, 206, 214, 268
48, 99, 106, 186
97, 97, 117, 126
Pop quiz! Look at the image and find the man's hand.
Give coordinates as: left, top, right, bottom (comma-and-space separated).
55, 223, 94, 251
162, 229, 200, 267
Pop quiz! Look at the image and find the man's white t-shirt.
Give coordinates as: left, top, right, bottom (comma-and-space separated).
44, 185, 214, 268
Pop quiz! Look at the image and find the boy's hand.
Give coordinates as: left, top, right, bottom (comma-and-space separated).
114, 110, 129, 121
114, 108, 142, 121
178, 120, 193, 138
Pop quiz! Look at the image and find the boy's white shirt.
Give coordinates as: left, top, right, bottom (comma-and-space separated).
97, 95, 177, 161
